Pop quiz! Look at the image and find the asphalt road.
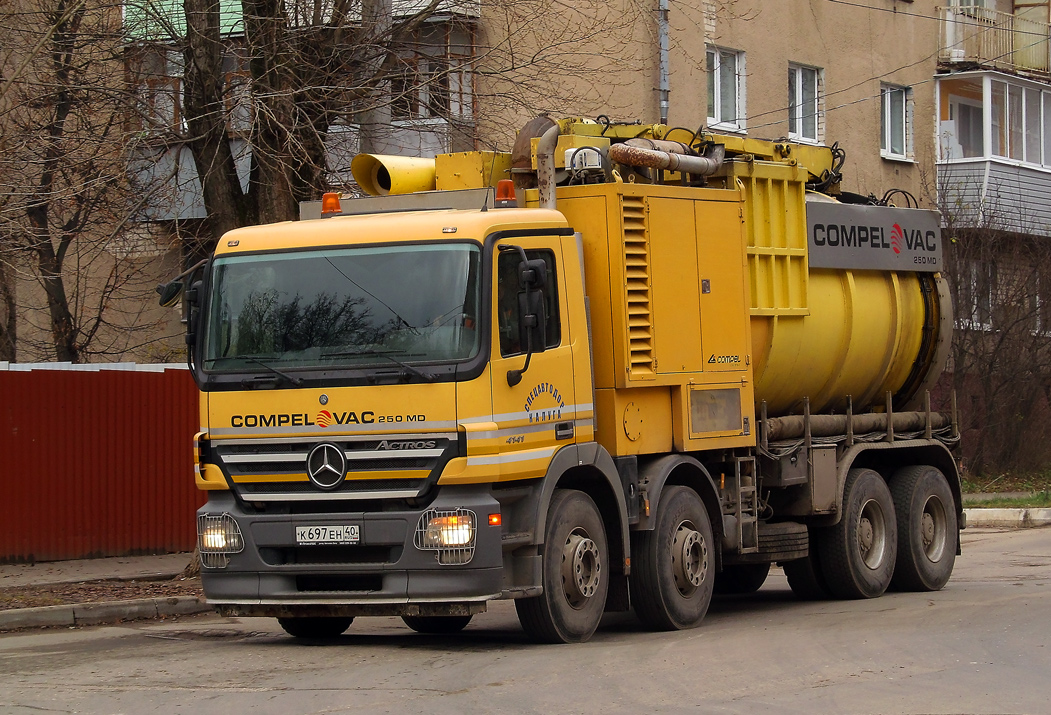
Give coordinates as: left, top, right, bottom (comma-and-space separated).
0, 527, 1048, 715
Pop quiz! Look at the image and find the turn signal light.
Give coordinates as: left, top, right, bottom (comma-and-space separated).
488, 513, 502, 526
321, 192, 342, 214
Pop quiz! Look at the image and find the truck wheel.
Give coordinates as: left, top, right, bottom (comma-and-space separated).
515, 489, 608, 643
782, 534, 832, 600
630, 486, 714, 630
401, 615, 473, 634
818, 468, 898, 599
277, 616, 353, 638
714, 563, 771, 595
890, 465, 957, 592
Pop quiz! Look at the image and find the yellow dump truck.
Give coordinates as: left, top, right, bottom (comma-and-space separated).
166, 117, 960, 643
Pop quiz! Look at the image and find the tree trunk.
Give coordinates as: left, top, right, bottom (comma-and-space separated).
184, 0, 250, 236
0, 264, 15, 361
180, 544, 202, 579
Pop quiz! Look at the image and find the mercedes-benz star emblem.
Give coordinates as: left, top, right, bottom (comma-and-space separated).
306, 442, 347, 490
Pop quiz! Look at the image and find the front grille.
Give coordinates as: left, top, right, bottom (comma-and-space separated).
212, 433, 456, 503
260, 546, 396, 566
345, 457, 430, 470
240, 479, 426, 495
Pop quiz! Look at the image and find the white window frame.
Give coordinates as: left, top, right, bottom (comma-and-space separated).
957, 259, 996, 331
390, 24, 473, 123
881, 84, 912, 161
706, 45, 745, 132
953, 0, 987, 16
941, 93, 985, 161
788, 64, 822, 144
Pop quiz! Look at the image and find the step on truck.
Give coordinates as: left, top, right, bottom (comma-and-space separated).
161, 116, 961, 643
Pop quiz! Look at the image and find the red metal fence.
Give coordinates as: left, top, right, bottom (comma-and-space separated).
0, 364, 204, 562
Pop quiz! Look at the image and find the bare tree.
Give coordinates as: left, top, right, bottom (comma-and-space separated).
124, 0, 668, 245
0, 0, 173, 362
938, 183, 1051, 475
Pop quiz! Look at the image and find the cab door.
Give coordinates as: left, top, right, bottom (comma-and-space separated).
489, 235, 578, 481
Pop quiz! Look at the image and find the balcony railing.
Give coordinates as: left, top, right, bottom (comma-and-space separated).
939, 5, 1051, 75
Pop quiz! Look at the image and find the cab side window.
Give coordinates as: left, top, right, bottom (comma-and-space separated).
497, 249, 561, 357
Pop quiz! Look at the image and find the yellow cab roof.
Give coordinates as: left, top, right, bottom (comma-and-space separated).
214, 207, 570, 256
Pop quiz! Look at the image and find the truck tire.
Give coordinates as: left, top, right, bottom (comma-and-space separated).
515, 489, 608, 643
402, 615, 473, 634
277, 616, 353, 638
630, 486, 714, 630
818, 468, 898, 599
890, 465, 957, 592
714, 563, 771, 595
782, 533, 832, 600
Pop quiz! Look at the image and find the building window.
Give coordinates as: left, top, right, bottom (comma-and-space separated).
954, 0, 987, 16
958, 259, 996, 330
788, 64, 821, 143
990, 79, 1044, 164
939, 76, 1051, 166
881, 85, 912, 160
391, 24, 473, 122
130, 47, 184, 133
1027, 271, 1051, 335
707, 46, 745, 131
939, 78, 985, 159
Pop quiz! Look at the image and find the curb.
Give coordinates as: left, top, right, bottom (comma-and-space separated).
963, 507, 1051, 529
0, 596, 210, 631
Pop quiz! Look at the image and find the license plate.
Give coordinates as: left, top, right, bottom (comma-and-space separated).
295, 524, 360, 545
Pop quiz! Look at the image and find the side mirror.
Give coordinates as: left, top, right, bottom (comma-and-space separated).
507, 289, 548, 387
156, 258, 209, 308
156, 281, 184, 308
517, 289, 547, 354
518, 258, 548, 290
184, 279, 202, 306
184, 280, 204, 345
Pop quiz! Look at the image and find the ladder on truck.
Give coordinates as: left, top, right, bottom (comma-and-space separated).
730, 456, 759, 554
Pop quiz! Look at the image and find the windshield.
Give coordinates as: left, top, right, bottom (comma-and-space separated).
202, 243, 481, 372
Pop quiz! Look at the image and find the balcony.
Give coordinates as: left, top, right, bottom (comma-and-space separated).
937, 72, 1051, 237
939, 5, 1051, 76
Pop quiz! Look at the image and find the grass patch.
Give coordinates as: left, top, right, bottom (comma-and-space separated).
961, 470, 1051, 494
963, 491, 1051, 509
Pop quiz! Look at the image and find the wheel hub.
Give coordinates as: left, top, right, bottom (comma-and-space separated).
859, 517, 874, 551
857, 498, 886, 570
921, 495, 947, 562
561, 530, 601, 609
921, 512, 935, 546
671, 521, 707, 596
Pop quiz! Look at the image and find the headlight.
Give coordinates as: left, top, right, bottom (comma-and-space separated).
414, 508, 476, 564
197, 513, 244, 568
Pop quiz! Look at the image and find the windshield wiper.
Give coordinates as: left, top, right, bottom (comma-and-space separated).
240, 356, 304, 388
322, 349, 436, 382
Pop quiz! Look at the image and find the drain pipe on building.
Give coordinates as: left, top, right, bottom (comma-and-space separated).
658, 0, 670, 124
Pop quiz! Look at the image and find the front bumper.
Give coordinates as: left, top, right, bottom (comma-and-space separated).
199, 485, 504, 617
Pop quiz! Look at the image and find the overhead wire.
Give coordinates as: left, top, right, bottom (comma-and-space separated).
738, 2, 1049, 134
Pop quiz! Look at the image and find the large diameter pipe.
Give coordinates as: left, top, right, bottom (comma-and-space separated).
350, 154, 436, 196
536, 125, 560, 210
608, 140, 723, 176
764, 411, 951, 442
